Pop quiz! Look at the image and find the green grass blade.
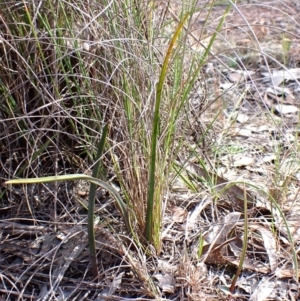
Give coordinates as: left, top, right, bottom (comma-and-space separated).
268, 195, 298, 280
230, 184, 248, 293
145, 12, 190, 244
6, 174, 130, 233
88, 123, 108, 278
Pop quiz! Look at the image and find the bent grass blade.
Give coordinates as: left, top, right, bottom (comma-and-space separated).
5, 174, 131, 278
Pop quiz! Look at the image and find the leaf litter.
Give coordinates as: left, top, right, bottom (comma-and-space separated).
164, 1, 300, 299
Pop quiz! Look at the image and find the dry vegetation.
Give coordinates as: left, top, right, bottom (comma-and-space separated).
1, 0, 300, 300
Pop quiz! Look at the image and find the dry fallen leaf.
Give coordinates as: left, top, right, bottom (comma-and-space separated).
249, 276, 276, 301
169, 205, 188, 223
154, 273, 174, 293
220, 82, 236, 90
96, 272, 124, 301
185, 162, 255, 210
227, 70, 255, 83
201, 243, 229, 265
250, 224, 277, 272
265, 86, 295, 105
275, 268, 300, 279
202, 213, 241, 265
221, 154, 254, 167
236, 113, 251, 123
262, 154, 277, 163
229, 258, 270, 274
231, 127, 252, 137
274, 104, 298, 115
262, 68, 300, 86
205, 212, 241, 245
188, 197, 211, 229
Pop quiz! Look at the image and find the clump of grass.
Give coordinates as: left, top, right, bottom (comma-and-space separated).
1, 0, 204, 260
2, 0, 225, 262
0, 0, 236, 282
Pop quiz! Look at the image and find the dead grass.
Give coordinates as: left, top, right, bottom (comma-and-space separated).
1, 0, 300, 300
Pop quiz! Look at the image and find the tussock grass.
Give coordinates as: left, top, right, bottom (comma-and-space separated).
1, 0, 300, 300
